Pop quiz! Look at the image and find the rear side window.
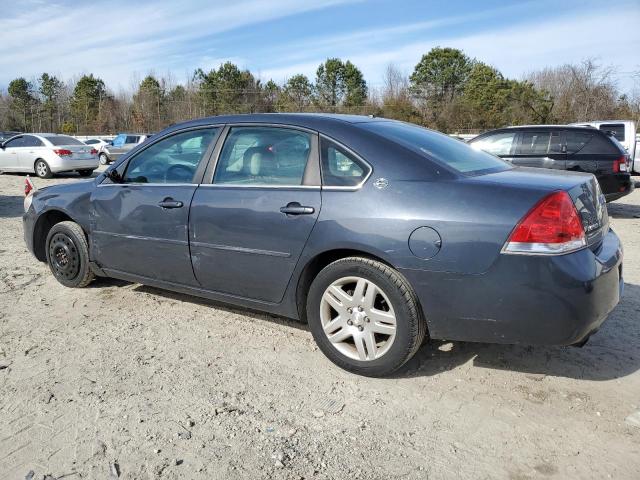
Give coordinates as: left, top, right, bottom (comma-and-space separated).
470, 132, 516, 156
516, 131, 551, 155
360, 121, 509, 174
47, 136, 85, 146
214, 127, 312, 186
599, 124, 625, 142
22, 135, 44, 147
85, 139, 98, 145
126, 136, 139, 144
320, 138, 370, 187
567, 131, 620, 155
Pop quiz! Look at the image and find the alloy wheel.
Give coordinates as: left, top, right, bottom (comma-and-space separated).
36, 161, 48, 177
320, 276, 397, 361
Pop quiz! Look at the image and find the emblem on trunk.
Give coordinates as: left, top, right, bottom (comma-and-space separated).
374, 178, 389, 189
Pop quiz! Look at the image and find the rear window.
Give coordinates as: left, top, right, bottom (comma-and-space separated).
575, 132, 621, 155
599, 124, 625, 141
47, 135, 85, 146
360, 121, 510, 174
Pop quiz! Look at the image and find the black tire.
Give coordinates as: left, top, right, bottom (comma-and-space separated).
99, 153, 109, 165
306, 257, 427, 377
45, 221, 94, 288
78, 169, 94, 177
34, 159, 53, 178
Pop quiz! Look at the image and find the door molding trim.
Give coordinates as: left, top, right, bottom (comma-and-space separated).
93, 230, 188, 246
190, 241, 291, 258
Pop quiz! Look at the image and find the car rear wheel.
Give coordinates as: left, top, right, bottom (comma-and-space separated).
99, 153, 109, 165
307, 257, 427, 377
35, 159, 52, 179
78, 169, 94, 177
45, 221, 94, 288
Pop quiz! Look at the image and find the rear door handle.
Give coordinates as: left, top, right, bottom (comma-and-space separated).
280, 202, 315, 215
158, 198, 183, 209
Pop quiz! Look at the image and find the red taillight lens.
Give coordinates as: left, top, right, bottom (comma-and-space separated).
613, 155, 628, 173
503, 191, 586, 255
54, 149, 73, 156
90, 148, 98, 155
24, 177, 34, 196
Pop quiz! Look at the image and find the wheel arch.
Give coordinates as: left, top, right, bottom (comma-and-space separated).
32, 209, 79, 261
295, 248, 397, 322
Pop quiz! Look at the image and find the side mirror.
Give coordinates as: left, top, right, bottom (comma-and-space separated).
106, 169, 122, 183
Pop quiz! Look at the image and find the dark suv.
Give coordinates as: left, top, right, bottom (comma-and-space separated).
469, 126, 634, 201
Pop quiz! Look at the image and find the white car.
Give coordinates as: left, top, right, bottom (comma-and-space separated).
570, 120, 637, 173
83, 138, 111, 156
0, 133, 99, 178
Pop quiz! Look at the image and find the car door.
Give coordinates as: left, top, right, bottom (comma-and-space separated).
18, 135, 46, 170
108, 134, 130, 160
0, 136, 24, 170
90, 127, 220, 284
512, 130, 566, 169
189, 125, 321, 303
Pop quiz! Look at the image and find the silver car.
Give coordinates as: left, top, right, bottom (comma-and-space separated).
99, 133, 150, 164
0, 133, 99, 178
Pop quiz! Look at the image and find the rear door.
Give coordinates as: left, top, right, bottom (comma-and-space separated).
512, 130, 566, 169
189, 125, 321, 303
91, 127, 220, 284
17, 135, 46, 169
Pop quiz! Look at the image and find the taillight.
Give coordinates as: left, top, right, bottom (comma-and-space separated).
54, 149, 73, 156
90, 148, 98, 155
502, 191, 586, 255
613, 155, 628, 173
24, 176, 34, 196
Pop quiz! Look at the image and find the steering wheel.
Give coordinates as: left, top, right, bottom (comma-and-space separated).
165, 164, 194, 183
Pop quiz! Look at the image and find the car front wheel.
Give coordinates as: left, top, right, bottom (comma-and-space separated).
307, 257, 427, 377
45, 221, 95, 288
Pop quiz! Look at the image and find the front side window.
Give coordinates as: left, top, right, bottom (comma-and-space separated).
470, 132, 516, 156
4, 136, 25, 147
122, 128, 218, 184
320, 138, 370, 187
516, 131, 551, 155
214, 127, 312, 186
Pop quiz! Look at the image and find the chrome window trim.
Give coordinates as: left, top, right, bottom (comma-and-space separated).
318, 134, 373, 191
198, 184, 321, 190
97, 183, 199, 188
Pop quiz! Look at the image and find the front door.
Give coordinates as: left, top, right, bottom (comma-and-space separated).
190, 125, 321, 303
90, 127, 220, 284
511, 130, 566, 169
0, 136, 24, 171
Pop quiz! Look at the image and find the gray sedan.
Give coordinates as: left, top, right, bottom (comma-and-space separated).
0, 133, 98, 178
22, 114, 623, 376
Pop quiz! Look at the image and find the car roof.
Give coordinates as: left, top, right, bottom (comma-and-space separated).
502, 125, 596, 130
171, 113, 388, 131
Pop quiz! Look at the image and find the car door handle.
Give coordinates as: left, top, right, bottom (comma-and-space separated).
158, 198, 183, 209
280, 202, 315, 215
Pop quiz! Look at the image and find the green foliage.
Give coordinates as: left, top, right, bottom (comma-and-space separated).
195, 62, 258, 114
39, 73, 63, 130
279, 74, 313, 110
71, 74, 107, 128
7, 77, 35, 130
411, 47, 473, 101
315, 58, 367, 108
61, 121, 75, 134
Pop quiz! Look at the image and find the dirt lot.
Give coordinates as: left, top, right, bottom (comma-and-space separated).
0, 170, 639, 480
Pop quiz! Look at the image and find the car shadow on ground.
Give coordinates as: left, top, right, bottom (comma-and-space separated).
91, 277, 640, 382
0, 195, 24, 218
607, 201, 640, 219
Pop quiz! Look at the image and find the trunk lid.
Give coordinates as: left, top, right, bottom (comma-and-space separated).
56, 145, 95, 160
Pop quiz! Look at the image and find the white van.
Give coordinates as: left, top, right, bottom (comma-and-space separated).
570, 120, 637, 173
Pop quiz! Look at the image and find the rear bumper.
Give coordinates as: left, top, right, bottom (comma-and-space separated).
401, 228, 623, 346
49, 158, 99, 173
599, 172, 634, 201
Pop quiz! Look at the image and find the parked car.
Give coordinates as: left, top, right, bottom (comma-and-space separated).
469, 125, 634, 202
99, 133, 150, 164
570, 120, 637, 173
83, 138, 111, 153
0, 133, 98, 178
23, 114, 623, 376
0, 131, 21, 143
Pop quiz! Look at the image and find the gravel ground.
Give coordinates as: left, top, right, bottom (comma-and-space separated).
1, 169, 639, 480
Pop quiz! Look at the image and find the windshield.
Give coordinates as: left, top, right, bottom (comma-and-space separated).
47, 136, 85, 146
359, 121, 510, 175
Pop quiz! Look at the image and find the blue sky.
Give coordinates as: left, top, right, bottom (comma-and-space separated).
2, 0, 639, 93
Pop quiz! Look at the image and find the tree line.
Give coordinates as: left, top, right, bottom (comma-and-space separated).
1, 48, 637, 135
